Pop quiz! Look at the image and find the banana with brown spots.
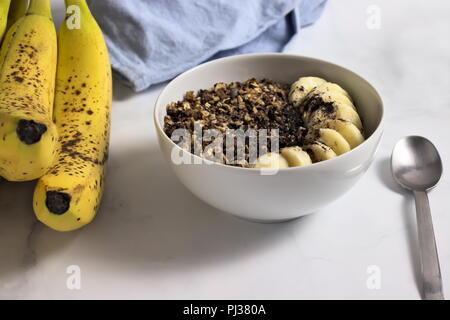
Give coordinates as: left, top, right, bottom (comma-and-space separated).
33, 0, 112, 231
0, 0, 58, 181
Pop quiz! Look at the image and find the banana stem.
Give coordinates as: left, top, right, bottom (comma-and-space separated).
65, 0, 87, 7
27, 0, 52, 19
64, 0, 93, 21
7, 0, 29, 29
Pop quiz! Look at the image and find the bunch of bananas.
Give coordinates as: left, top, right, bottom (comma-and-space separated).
0, 0, 112, 231
253, 77, 365, 168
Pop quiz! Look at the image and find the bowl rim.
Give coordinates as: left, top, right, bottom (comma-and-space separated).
154, 53, 384, 172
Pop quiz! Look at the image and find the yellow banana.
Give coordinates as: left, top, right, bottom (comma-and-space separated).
0, 0, 12, 42
0, 0, 58, 181
6, 0, 29, 31
34, 0, 112, 231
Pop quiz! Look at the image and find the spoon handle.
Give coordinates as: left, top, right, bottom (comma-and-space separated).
413, 190, 444, 300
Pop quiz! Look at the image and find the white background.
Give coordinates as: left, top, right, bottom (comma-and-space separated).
0, 0, 449, 299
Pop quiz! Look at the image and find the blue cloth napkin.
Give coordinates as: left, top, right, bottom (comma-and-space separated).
87, 0, 327, 92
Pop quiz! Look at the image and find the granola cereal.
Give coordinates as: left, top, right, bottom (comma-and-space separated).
164, 78, 305, 167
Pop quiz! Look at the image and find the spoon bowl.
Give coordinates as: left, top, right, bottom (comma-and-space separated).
391, 136, 442, 191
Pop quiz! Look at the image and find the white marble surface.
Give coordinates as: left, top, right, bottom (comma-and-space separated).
1, 0, 449, 299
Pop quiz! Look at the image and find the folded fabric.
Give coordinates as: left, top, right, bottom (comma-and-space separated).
87, 0, 327, 92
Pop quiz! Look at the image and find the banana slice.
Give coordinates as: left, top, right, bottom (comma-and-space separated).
305, 100, 333, 126
281, 146, 312, 167
289, 77, 326, 107
312, 128, 351, 155
252, 152, 289, 169
307, 101, 362, 130
315, 84, 355, 110
306, 142, 337, 162
334, 102, 363, 130
321, 119, 364, 149
315, 82, 351, 98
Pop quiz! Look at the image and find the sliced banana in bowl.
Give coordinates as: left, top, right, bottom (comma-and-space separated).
305, 142, 337, 162
288, 76, 366, 165
319, 119, 364, 149
333, 102, 363, 130
281, 146, 312, 167
252, 152, 289, 169
301, 90, 362, 130
252, 146, 313, 169
252, 76, 366, 169
312, 83, 355, 109
308, 128, 351, 156
289, 76, 326, 107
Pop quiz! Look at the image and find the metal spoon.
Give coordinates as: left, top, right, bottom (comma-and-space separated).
391, 136, 444, 300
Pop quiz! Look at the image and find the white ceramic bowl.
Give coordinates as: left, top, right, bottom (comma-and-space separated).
154, 54, 383, 222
